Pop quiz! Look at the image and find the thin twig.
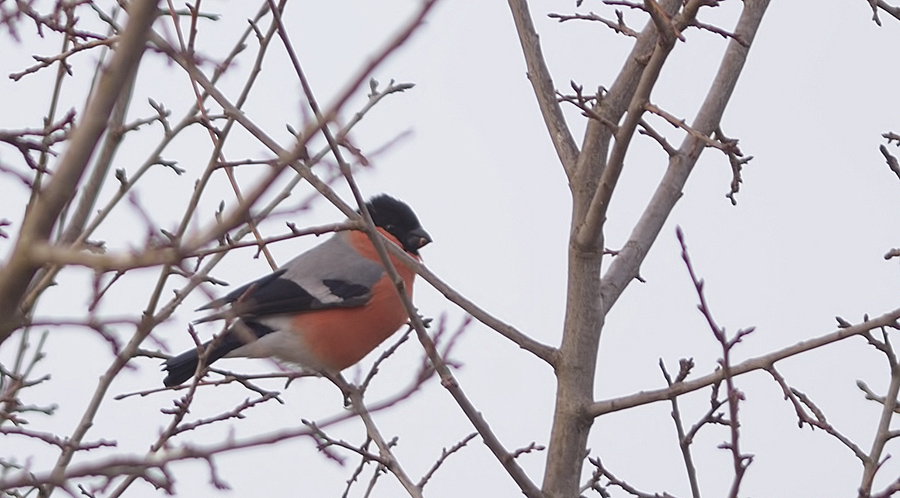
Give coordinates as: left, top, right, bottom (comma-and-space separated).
547, 10, 638, 37
676, 227, 752, 497
416, 432, 478, 489
766, 366, 867, 461
660, 359, 702, 498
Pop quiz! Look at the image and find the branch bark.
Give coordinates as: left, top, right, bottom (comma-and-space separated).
539, 3, 769, 497
508, 0, 580, 177
0, 0, 161, 344
600, 0, 770, 315
589, 307, 900, 416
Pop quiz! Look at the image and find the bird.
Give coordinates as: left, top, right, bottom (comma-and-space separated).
162, 194, 431, 387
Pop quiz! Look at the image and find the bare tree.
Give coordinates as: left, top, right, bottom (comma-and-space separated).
1, 0, 899, 497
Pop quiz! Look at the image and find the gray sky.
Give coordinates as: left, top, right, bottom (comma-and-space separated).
2, 0, 900, 496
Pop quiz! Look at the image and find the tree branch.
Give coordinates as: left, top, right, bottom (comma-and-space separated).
599, 0, 770, 315
590, 306, 900, 417
508, 0, 580, 177
0, 0, 162, 344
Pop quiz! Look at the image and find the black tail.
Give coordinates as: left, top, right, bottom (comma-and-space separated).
163, 348, 203, 387
162, 320, 275, 387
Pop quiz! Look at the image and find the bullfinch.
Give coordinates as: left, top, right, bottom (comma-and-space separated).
162, 194, 431, 387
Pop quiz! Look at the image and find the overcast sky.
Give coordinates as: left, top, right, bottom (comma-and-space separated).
2, 0, 900, 497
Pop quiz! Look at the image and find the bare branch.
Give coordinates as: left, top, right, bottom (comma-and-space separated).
872, 476, 900, 498
858, 379, 900, 413
9, 37, 117, 81
383, 241, 557, 364
880, 144, 900, 181
508, 0, 580, 176
638, 118, 677, 156
590, 306, 900, 417
575, 5, 682, 250
558, 85, 620, 132
416, 433, 478, 490
547, 10, 638, 38
767, 366, 868, 462
600, 0, 770, 314
586, 456, 680, 498
859, 329, 900, 495
644, 103, 742, 155
0, 0, 160, 344
333, 375, 422, 498
866, 0, 900, 25
687, 19, 749, 47
660, 359, 703, 498
0, 418, 346, 491
677, 227, 753, 497
644, 0, 685, 44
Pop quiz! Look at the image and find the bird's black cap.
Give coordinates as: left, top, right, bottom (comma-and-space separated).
366, 194, 431, 256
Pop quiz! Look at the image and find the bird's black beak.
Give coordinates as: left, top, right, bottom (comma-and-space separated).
405, 227, 432, 253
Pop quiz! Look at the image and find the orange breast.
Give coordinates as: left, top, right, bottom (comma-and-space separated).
292, 230, 418, 371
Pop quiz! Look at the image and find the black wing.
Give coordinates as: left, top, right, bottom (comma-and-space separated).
195, 270, 371, 322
